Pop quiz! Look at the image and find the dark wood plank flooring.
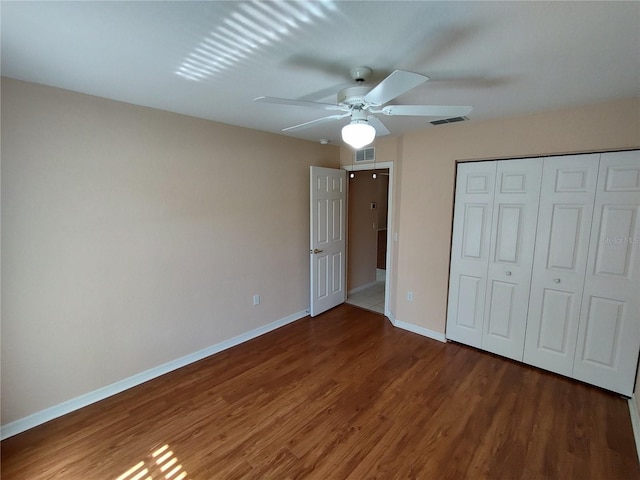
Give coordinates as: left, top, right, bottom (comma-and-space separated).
2, 304, 639, 479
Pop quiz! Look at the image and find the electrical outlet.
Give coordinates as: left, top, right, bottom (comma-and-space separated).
407, 291, 413, 302
253, 294, 260, 306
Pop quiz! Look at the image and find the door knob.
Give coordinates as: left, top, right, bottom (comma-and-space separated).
505, 271, 512, 276
553, 278, 561, 283
310, 248, 324, 254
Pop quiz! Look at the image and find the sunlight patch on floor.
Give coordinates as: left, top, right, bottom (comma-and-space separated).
115, 444, 188, 480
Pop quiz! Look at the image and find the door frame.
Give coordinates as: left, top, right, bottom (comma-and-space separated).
342, 161, 394, 318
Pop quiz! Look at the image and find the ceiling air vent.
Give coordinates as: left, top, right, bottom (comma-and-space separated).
355, 147, 375, 162
430, 116, 469, 125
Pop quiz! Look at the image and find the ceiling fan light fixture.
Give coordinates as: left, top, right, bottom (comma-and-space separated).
341, 120, 375, 149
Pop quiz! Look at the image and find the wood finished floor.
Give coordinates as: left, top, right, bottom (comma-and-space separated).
2, 304, 639, 479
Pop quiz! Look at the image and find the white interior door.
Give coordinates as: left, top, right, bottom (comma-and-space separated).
573, 151, 640, 396
523, 154, 599, 376
481, 158, 542, 361
310, 166, 347, 316
446, 161, 497, 348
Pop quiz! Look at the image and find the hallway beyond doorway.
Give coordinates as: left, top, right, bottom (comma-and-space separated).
346, 269, 385, 314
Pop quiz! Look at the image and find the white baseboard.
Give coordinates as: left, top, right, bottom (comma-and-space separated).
628, 395, 640, 464
0, 309, 309, 440
386, 313, 446, 343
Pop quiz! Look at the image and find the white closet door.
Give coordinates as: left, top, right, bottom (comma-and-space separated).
446, 161, 496, 348
481, 159, 542, 361
573, 151, 640, 396
523, 155, 600, 375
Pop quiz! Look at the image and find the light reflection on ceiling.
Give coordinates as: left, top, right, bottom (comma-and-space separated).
176, 0, 337, 81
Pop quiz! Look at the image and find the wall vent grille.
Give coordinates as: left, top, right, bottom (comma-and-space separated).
355, 147, 375, 162
431, 116, 469, 125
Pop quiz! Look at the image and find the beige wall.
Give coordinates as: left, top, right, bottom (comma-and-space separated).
1, 78, 340, 425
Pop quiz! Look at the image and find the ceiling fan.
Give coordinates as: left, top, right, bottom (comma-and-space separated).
254, 66, 472, 148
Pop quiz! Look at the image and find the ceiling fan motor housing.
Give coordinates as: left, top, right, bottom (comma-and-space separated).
337, 86, 372, 107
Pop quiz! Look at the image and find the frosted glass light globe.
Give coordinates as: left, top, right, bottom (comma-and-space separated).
341, 121, 375, 149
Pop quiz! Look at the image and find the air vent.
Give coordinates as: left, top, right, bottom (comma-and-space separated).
430, 116, 469, 125
355, 147, 375, 162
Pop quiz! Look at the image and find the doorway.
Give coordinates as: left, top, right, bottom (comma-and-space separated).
344, 165, 392, 315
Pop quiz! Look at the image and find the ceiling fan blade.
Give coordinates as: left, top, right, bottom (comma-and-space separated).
254, 96, 344, 111
367, 115, 390, 136
380, 105, 473, 117
282, 113, 350, 132
364, 70, 428, 105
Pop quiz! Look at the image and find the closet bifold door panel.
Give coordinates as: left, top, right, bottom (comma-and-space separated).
523, 155, 600, 376
481, 159, 543, 361
573, 151, 640, 396
448, 151, 640, 395
446, 161, 497, 348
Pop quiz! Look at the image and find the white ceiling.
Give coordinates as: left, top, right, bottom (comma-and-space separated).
2, 1, 639, 146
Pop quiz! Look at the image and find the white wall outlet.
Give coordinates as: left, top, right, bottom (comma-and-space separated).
394, 232, 399, 242
253, 294, 260, 306
407, 291, 413, 302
